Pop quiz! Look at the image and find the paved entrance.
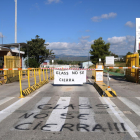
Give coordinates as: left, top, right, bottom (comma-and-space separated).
0, 71, 140, 140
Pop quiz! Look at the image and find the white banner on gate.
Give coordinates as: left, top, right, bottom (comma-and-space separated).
136, 18, 140, 52
54, 70, 86, 85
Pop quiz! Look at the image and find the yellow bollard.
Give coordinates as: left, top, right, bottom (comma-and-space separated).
52, 69, 54, 79
32, 69, 33, 77
19, 70, 24, 98
43, 69, 45, 81
50, 69, 51, 80
34, 69, 36, 85
46, 69, 48, 81
21, 70, 23, 80
39, 69, 41, 83
28, 69, 30, 88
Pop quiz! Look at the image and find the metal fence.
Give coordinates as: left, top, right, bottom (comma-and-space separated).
4, 56, 20, 83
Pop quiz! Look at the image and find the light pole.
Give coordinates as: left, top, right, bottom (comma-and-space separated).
15, 0, 17, 43
88, 48, 91, 68
1, 33, 3, 44
88, 52, 89, 68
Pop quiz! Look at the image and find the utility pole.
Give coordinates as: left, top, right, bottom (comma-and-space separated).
88, 52, 89, 68
15, 0, 17, 43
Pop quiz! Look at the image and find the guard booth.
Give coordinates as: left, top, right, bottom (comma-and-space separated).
0, 43, 26, 83
95, 65, 104, 82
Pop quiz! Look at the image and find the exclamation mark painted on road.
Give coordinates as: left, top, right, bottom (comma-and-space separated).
107, 122, 113, 131
114, 123, 120, 132
120, 123, 127, 131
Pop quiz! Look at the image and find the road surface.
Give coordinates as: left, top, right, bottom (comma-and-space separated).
0, 70, 140, 140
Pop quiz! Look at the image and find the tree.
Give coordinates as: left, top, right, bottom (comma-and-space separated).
25, 58, 40, 68
21, 35, 54, 67
90, 37, 110, 65
123, 51, 133, 61
110, 52, 118, 57
126, 52, 133, 55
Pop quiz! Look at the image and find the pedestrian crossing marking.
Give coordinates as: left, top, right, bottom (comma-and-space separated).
0, 97, 15, 106
0, 95, 140, 140
101, 97, 139, 139
118, 97, 140, 117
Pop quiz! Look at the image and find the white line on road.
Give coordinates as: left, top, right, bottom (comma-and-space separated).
79, 97, 96, 132
13, 97, 51, 130
32, 91, 40, 97
43, 97, 71, 131
0, 91, 40, 123
119, 97, 140, 117
102, 97, 139, 139
99, 97, 125, 132
0, 97, 15, 106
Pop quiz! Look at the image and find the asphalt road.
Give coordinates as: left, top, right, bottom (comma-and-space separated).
0, 70, 140, 140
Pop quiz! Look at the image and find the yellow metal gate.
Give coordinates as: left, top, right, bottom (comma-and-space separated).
126, 53, 139, 83
4, 56, 21, 83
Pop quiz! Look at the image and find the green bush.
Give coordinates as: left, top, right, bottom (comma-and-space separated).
109, 69, 113, 72
25, 58, 40, 68
115, 69, 120, 73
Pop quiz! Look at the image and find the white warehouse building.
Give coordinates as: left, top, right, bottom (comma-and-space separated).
80, 61, 93, 68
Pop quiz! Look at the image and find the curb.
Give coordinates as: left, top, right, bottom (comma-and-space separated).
93, 82, 117, 97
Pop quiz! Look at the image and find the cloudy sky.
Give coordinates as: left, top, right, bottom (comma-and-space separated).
0, 0, 139, 56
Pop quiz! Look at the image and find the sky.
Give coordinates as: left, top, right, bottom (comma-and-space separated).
0, 0, 139, 56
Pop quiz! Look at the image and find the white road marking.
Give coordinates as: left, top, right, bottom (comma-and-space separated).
101, 97, 139, 139
99, 97, 125, 132
119, 97, 140, 117
0, 97, 15, 106
32, 91, 40, 97
0, 91, 40, 123
101, 97, 139, 132
13, 97, 51, 130
43, 97, 71, 131
79, 97, 96, 132
136, 97, 140, 100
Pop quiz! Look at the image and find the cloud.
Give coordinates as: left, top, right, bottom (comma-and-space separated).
85, 30, 90, 32
125, 21, 135, 28
30, 3, 40, 10
46, 39, 94, 56
74, 1, 82, 6
91, 12, 117, 22
107, 36, 135, 55
107, 36, 126, 45
81, 36, 90, 39
91, 16, 100, 22
34, 3, 40, 10
101, 12, 117, 19
45, 0, 61, 4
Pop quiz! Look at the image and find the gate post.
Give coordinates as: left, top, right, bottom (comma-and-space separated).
19, 70, 24, 98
